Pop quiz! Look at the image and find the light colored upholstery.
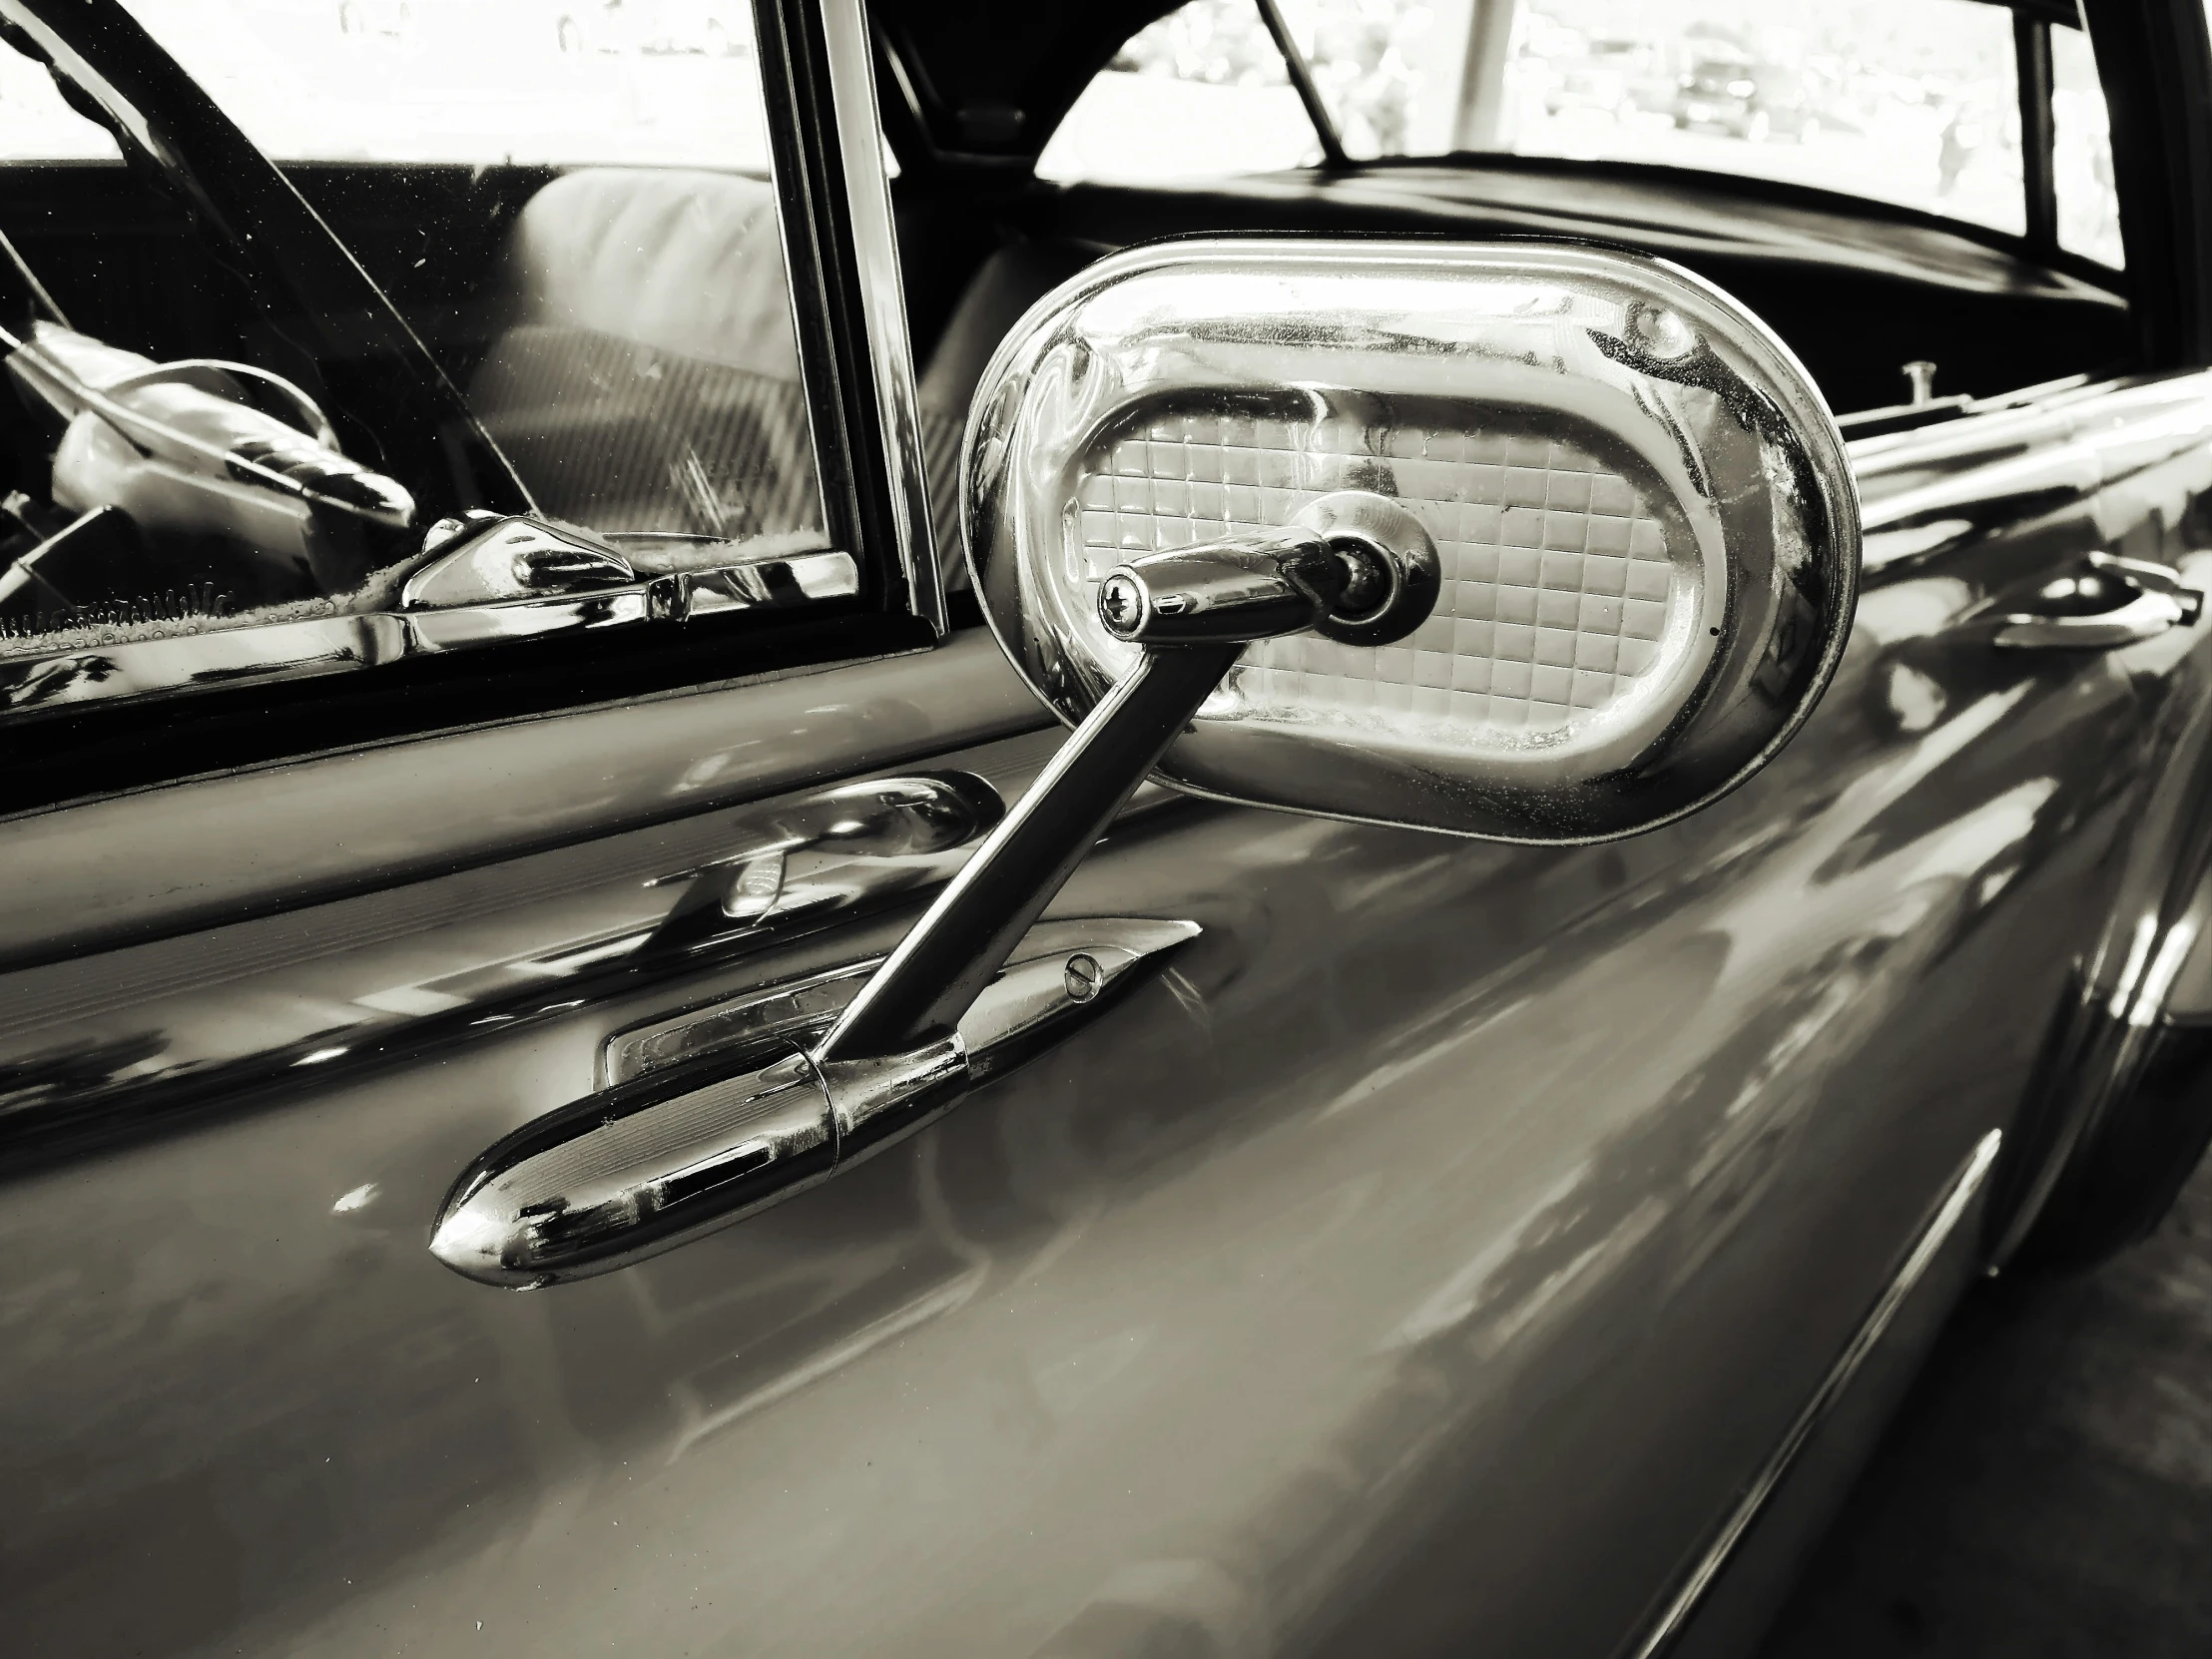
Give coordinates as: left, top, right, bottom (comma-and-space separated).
469, 168, 821, 542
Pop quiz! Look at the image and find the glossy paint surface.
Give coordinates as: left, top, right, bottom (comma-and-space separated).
4, 372, 2208, 1656
0, 628, 1044, 970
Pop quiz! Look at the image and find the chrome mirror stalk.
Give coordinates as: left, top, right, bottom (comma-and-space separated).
811, 488, 1438, 1069
808, 641, 1240, 1065
1094, 489, 1439, 649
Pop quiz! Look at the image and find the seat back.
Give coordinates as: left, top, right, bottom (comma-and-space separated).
470, 168, 821, 546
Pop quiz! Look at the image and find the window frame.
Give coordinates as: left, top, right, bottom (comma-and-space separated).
0, 0, 944, 816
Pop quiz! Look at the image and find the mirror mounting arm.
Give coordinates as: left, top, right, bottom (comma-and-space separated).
812, 637, 1243, 1068
814, 502, 1437, 1072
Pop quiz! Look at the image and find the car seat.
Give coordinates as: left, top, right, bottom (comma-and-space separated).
467, 168, 821, 552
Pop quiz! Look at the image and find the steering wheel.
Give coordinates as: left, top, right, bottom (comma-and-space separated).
100, 358, 341, 449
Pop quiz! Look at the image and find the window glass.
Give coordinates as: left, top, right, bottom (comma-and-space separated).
0, 45, 120, 161
1037, 0, 1323, 183
124, 0, 770, 167
2050, 23, 2123, 268
1277, 0, 2027, 236
0, 2, 826, 678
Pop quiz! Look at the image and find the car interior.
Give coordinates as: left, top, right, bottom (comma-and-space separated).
0, 0, 2147, 642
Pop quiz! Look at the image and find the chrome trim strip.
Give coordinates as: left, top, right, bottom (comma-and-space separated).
821, 0, 943, 634
1627, 1128, 2003, 1659
1851, 369, 2212, 576
0, 549, 860, 716
0, 729, 1042, 1167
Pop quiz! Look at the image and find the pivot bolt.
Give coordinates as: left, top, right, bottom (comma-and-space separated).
1099, 573, 1144, 633
1063, 952, 1103, 1002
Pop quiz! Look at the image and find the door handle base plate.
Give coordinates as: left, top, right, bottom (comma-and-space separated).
431, 917, 1200, 1287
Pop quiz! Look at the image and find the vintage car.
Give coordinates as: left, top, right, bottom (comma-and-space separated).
1669, 58, 1819, 144
2, 0, 2209, 1654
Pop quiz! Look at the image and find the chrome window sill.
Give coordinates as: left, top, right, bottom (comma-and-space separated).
0, 546, 860, 716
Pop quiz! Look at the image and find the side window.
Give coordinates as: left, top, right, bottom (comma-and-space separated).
0, 1, 826, 686
123, 0, 827, 567
1036, 0, 1324, 184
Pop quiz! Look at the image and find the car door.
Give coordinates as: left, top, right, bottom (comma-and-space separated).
1, 6, 2207, 1659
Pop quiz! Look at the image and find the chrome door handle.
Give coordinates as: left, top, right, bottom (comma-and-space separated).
1995, 551, 2205, 649
428, 917, 1198, 1286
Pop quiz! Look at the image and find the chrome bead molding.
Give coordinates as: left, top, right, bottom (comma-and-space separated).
1627, 1129, 2003, 1659
431, 918, 1201, 1287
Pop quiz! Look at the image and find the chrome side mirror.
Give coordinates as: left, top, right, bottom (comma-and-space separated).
966, 238, 1859, 842
429, 239, 1863, 1286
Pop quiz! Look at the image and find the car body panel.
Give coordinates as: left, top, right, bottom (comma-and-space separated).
5, 0, 2212, 1650
5, 368, 2208, 1654
0, 632, 1042, 972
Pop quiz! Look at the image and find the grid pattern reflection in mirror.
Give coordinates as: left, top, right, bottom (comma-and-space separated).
1077, 411, 1699, 745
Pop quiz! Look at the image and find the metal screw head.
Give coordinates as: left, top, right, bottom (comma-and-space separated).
1063, 953, 1103, 1002
1098, 573, 1144, 636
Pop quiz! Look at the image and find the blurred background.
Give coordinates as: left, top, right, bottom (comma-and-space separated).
0, 0, 774, 168
1041, 0, 2124, 269
0, 0, 2120, 269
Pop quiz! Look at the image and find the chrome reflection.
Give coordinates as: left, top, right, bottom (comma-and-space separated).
433, 918, 1202, 1286
0, 731, 1153, 1168
1994, 550, 2204, 650
967, 238, 1860, 843
11, 322, 416, 532
0, 543, 861, 715
640, 770, 1004, 956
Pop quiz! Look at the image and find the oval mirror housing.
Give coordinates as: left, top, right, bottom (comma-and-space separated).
965, 239, 1859, 842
